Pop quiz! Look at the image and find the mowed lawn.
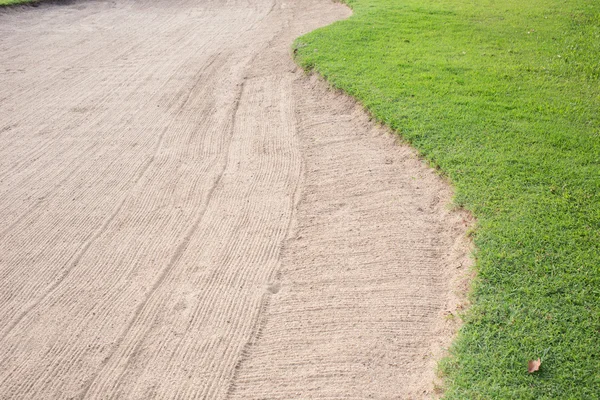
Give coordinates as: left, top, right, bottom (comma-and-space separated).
295, 0, 599, 398
0, 0, 36, 5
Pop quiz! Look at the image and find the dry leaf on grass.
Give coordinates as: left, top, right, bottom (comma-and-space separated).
528, 358, 541, 373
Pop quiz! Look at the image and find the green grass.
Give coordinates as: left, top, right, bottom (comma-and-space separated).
0, 0, 38, 5
294, 0, 600, 398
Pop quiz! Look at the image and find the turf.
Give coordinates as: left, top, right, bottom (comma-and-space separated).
0, 0, 37, 5
294, 0, 600, 398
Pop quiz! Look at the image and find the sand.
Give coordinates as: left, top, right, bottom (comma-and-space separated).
0, 0, 471, 398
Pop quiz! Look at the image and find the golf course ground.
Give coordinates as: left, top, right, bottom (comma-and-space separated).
294, 0, 600, 398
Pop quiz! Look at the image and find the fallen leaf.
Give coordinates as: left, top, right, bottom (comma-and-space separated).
528, 358, 541, 373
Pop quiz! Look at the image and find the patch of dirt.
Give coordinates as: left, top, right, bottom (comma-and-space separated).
0, 0, 471, 398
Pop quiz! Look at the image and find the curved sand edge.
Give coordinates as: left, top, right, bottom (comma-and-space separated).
0, 0, 472, 398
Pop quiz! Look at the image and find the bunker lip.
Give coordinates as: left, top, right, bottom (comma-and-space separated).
0, 0, 82, 11
0, 0, 470, 398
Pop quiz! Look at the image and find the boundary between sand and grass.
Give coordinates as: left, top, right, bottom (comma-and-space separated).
293, 0, 600, 398
0, 0, 76, 8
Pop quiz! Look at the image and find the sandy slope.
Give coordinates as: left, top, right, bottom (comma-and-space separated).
0, 0, 470, 398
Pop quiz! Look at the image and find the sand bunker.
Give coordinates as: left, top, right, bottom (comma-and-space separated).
0, 0, 470, 398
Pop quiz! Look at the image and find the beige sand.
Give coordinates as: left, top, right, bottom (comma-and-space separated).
0, 0, 471, 398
